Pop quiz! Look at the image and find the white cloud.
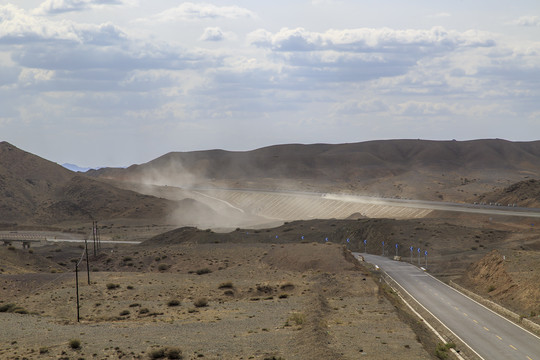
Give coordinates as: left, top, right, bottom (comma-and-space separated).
248, 26, 496, 52
0, 5, 126, 44
0, 4, 219, 76
510, 16, 540, 27
33, 0, 125, 15
148, 2, 256, 22
200, 27, 224, 42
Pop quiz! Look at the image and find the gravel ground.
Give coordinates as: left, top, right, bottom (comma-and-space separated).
0, 243, 433, 359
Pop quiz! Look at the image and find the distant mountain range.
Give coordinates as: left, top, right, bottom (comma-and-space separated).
61, 163, 97, 173
2, 139, 540, 227
87, 139, 540, 203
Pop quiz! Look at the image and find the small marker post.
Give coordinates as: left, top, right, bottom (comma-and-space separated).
364, 239, 367, 253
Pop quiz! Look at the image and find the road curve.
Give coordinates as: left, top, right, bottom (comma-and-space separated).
357, 253, 540, 360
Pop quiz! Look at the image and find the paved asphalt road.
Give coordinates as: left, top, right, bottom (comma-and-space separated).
357, 253, 540, 360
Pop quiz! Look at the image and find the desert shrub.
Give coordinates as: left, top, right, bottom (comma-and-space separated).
139, 308, 150, 314
195, 268, 211, 275
7, 246, 15, 251
224, 290, 234, 296
127, 285, 134, 290
257, 284, 273, 293
148, 348, 165, 359
487, 285, 496, 292
28, 249, 34, 254
39, 347, 49, 354
123, 256, 133, 262
280, 282, 295, 291
0, 303, 16, 312
279, 294, 289, 299
69, 339, 81, 350
148, 347, 183, 359
12, 307, 28, 314
218, 281, 233, 289
165, 347, 183, 359
158, 264, 169, 271
106, 283, 120, 290
119, 310, 130, 316
193, 298, 208, 308
287, 312, 305, 326
435, 342, 455, 359
0, 303, 27, 314
167, 299, 180, 307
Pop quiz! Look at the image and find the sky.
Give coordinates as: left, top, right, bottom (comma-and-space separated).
1, 0, 539, 167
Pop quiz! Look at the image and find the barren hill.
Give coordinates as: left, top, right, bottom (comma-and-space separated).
0, 142, 174, 226
88, 139, 540, 202
474, 179, 540, 208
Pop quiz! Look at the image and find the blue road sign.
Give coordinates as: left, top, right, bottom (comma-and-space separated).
347, 238, 350, 243
364, 239, 367, 244
325, 237, 328, 242
301, 235, 304, 240
395, 243, 398, 248
425, 250, 428, 255
418, 248, 421, 253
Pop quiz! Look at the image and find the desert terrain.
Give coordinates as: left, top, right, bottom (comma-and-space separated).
1, 139, 540, 359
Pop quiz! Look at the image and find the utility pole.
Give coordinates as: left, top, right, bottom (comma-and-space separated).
85, 239, 90, 285
96, 221, 100, 252
75, 263, 80, 322
92, 221, 96, 257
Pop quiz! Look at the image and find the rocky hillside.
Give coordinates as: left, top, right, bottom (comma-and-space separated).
459, 250, 540, 316
474, 179, 540, 208
0, 142, 174, 226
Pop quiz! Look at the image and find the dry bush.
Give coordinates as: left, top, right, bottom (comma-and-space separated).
193, 298, 208, 308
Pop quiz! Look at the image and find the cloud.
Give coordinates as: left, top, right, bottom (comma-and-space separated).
510, 16, 540, 27
248, 26, 496, 53
33, 0, 124, 15
1, 4, 220, 76
200, 27, 224, 42
428, 12, 451, 19
147, 2, 256, 22
0, 5, 126, 44
246, 27, 498, 86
